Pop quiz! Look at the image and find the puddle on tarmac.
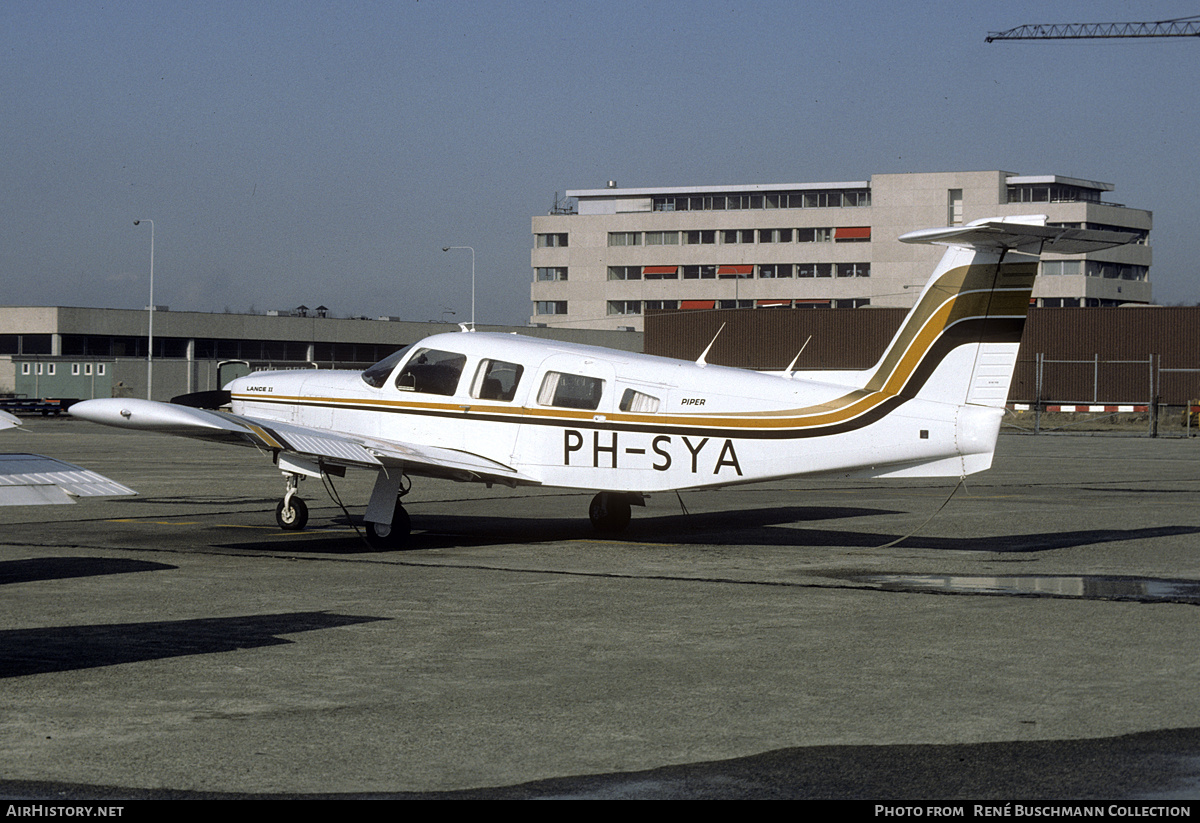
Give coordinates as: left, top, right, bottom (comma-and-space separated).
856, 574, 1200, 605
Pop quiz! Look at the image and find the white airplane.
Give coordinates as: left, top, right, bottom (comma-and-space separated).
69, 216, 1135, 547
0, 409, 137, 506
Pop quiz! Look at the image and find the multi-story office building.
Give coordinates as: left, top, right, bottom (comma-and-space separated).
530, 171, 1153, 331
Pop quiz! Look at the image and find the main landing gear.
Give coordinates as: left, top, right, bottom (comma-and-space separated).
363, 469, 413, 550
589, 492, 639, 534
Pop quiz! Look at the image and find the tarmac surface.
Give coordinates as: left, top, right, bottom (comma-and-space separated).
3, 418, 1200, 799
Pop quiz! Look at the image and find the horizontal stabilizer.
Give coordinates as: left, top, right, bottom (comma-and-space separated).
899, 216, 1138, 254
0, 453, 136, 506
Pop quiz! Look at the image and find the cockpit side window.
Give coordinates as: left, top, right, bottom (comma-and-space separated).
471, 359, 524, 402
361, 345, 412, 389
537, 371, 604, 410
395, 348, 467, 396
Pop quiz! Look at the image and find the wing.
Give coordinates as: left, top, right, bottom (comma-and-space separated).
68, 398, 539, 487
0, 453, 137, 506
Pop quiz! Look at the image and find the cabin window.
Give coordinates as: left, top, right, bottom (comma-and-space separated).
538, 372, 604, 411
394, 348, 466, 396
361, 345, 413, 388
619, 389, 660, 413
471, 359, 524, 402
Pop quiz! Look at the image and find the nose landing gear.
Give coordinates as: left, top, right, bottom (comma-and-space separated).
276, 474, 309, 530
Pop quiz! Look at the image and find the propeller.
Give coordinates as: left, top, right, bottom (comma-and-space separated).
170, 390, 232, 410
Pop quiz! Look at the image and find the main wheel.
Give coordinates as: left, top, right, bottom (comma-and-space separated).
589, 492, 632, 534
366, 502, 411, 550
276, 497, 309, 530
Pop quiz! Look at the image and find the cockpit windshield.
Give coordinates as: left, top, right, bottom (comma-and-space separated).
361, 345, 413, 389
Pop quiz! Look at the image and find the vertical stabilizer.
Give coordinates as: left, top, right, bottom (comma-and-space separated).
865, 216, 1137, 409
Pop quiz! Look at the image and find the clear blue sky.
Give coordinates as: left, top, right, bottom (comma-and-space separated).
2, 0, 1197, 324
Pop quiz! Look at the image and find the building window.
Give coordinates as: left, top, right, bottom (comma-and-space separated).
644, 300, 679, 311
536, 233, 568, 248
607, 300, 642, 315
717, 265, 753, 279
721, 229, 755, 244
683, 265, 716, 279
535, 301, 568, 315
683, 230, 716, 245
649, 189, 870, 212
1007, 184, 1101, 204
21, 363, 30, 375
1042, 261, 1082, 277
717, 299, 753, 309
97, 364, 105, 376
536, 267, 568, 281
84, 364, 93, 375
46, 364, 55, 376
643, 266, 678, 280
797, 228, 833, 243
71, 363, 80, 375
834, 298, 871, 308
758, 228, 793, 243
834, 227, 871, 242
608, 266, 641, 281
608, 232, 641, 247
645, 231, 679, 246
948, 189, 963, 226
758, 264, 793, 279
797, 263, 834, 278
836, 263, 871, 278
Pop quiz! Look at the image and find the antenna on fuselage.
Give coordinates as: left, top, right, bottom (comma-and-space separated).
784, 335, 813, 379
695, 323, 726, 368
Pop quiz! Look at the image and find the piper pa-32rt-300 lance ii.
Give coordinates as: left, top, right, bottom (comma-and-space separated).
71, 216, 1136, 548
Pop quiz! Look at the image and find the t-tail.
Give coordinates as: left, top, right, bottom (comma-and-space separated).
865, 215, 1138, 410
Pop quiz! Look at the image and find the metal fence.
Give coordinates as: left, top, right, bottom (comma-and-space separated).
1008, 355, 1200, 436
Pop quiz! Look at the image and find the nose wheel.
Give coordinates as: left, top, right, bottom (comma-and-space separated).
276, 473, 309, 530
276, 496, 309, 530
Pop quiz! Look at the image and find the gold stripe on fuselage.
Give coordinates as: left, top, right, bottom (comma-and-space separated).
232, 262, 1036, 437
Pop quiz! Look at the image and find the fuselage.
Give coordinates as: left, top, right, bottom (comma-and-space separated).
228, 331, 999, 493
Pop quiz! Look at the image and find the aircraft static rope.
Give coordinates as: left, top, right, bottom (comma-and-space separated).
322, 470, 374, 550
872, 477, 965, 550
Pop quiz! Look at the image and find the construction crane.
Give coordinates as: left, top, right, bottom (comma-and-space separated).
986, 15, 1200, 42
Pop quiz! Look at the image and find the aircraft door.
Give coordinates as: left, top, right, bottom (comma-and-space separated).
513, 354, 617, 473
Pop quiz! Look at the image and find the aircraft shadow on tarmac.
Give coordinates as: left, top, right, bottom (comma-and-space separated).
0, 556, 175, 585
3, 725, 1198, 799
210, 505, 898, 553
0, 612, 388, 678
208, 505, 1200, 556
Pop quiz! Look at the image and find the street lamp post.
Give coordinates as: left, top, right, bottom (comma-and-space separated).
133, 219, 154, 398
441, 246, 475, 330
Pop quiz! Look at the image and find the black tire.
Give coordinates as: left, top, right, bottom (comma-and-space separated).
366, 502, 411, 550
589, 492, 632, 533
276, 497, 309, 531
